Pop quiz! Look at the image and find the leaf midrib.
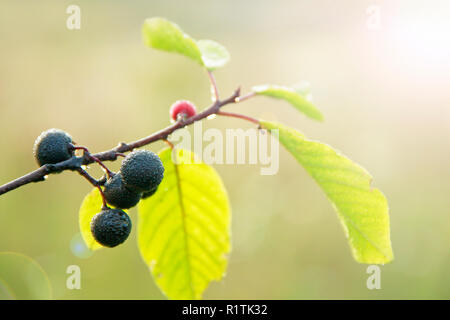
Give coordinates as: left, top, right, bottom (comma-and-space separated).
173, 158, 195, 298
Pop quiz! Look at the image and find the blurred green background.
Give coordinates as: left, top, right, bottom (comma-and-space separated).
0, 0, 449, 299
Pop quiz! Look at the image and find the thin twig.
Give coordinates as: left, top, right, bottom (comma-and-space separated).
72, 145, 113, 178
217, 111, 260, 125
76, 168, 108, 208
163, 139, 174, 149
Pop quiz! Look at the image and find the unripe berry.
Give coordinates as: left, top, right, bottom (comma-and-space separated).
170, 100, 197, 121
141, 186, 158, 199
33, 129, 74, 166
91, 208, 132, 248
120, 150, 164, 193
103, 173, 142, 209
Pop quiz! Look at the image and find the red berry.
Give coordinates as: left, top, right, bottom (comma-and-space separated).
170, 100, 197, 121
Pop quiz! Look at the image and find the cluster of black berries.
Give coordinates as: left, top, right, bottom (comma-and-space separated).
33, 129, 165, 248
94, 150, 164, 247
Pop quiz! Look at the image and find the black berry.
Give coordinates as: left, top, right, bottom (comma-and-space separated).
33, 129, 73, 166
91, 208, 132, 248
120, 150, 164, 193
103, 173, 142, 209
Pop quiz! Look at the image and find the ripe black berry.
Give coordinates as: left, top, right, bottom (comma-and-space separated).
141, 186, 158, 199
120, 150, 164, 193
33, 129, 74, 166
91, 208, 132, 248
103, 173, 142, 209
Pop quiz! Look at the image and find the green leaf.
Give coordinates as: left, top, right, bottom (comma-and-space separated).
142, 17, 204, 66
253, 85, 324, 121
0, 252, 52, 299
260, 120, 393, 264
142, 17, 230, 70
197, 39, 230, 70
78, 188, 104, 251
138, 148, 231, 300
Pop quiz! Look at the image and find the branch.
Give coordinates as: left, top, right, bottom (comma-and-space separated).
217, 111, 260, 125
0, 156, 83, 194
0, 88, 243, 196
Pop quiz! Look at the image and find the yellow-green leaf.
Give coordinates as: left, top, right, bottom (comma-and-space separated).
138, 148, 231, 300
260, 120, 393, 264
142, 17, 230, 70
78, 188, 104, 251
197, 39, 230, 70
142, 17, 204, 66
0, 252, 52, 300
253, 84, 324, 121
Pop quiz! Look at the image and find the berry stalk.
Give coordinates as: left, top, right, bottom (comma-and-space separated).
76, 167, 108, 208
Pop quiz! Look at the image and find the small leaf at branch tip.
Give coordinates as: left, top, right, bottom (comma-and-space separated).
142, 17, 203, 66
142, 18, 230, 70
197, 39, 230, 70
